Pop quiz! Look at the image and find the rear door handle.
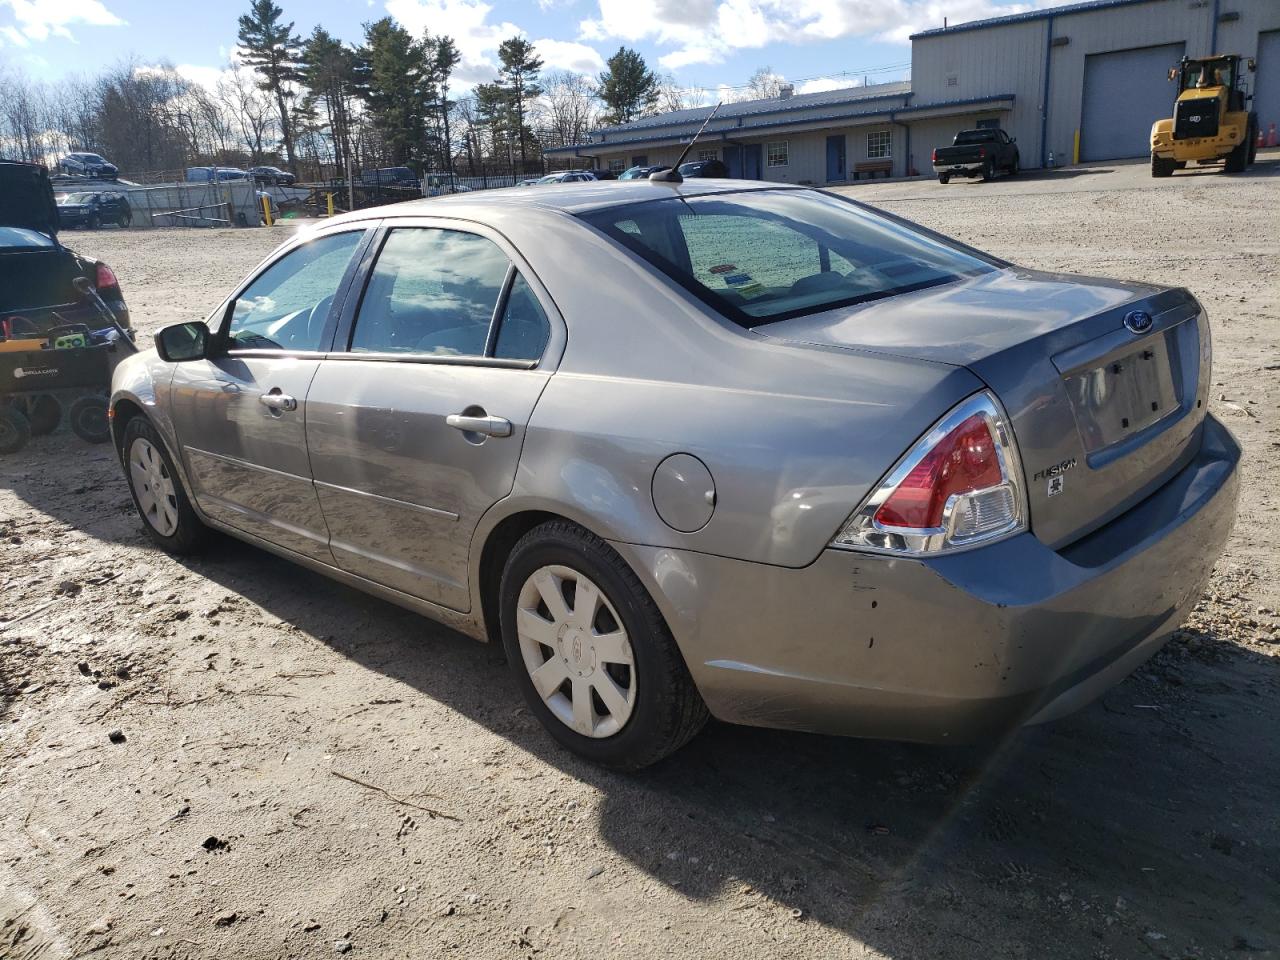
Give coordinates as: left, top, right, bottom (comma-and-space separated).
446, 413, 512, 438
259, 391, 297, 412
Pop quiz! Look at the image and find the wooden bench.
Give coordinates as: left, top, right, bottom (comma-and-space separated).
853, 160, 893, 180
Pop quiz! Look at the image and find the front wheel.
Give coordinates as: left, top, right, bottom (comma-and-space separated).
87, 214, 100, 230
938, 173, 950, 184
499, 521, 708, 769
1224, 137, 1248, 173
0, 405, 31, 455
980, 160, 994, 182
122, 415, 208, 553
117, 211, 132, 228
1151, 154, 1176, 177
1008, 153, 1019, 176
68, 396, 110, 443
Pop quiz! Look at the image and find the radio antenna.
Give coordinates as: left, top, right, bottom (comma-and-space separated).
649, 101, 724, 184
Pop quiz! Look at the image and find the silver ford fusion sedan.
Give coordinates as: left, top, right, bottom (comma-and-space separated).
110, 180, 1240, 769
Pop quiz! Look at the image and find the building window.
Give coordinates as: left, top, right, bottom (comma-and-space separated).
697, 148, 718, 162
867, 130, 892, 159
766, 141, 789, 167
946, 75, 959, 87
607, 158, 625, 173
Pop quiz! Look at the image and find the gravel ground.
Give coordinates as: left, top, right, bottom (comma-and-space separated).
2, 156, 1279, 960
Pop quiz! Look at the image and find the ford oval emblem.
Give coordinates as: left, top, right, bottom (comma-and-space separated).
1124, 310, 1153, 334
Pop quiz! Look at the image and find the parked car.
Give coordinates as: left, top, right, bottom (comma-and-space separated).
932, 128, 1020, 183
113, 180, 1238, 770
361, 167, 420, 188
535, 171, 597, 185
587, 169, 617, 181
249, 166, 296, 186
677, 159, 729, 178
58, 152, 118, 181
56, 191, 132, 229
2, 160, 131, 337
518, 176, 543, 186
618, 164, 670, 180
185, 167, 250, 183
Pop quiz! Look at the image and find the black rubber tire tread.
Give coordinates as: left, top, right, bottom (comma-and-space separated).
980, 160, 994, 182
1224, 136, 1248, 173
937, 173, 950, 184
1008, 153, 1019, 176
499, 519, 708, 770
1151, 154, 1175, 178
68, 395, 111, 443
120, 415, 209, 554
0, 405, 31, 454
18, 394, 61, 436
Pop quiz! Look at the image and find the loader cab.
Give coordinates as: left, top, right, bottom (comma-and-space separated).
1170, 55, 1255, 138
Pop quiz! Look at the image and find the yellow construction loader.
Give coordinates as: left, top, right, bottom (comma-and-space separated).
1150, 54, 1258, 176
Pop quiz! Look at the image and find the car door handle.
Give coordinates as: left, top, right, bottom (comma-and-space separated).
259, 391, 297, 412
446, 414, 512, 438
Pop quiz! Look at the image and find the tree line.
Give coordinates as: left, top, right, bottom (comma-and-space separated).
0, 0, 718, 182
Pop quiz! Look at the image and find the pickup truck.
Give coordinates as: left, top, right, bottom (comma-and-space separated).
931, 129, 1020, 183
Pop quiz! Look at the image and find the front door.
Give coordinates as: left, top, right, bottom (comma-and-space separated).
168, 228, 370, 561
305, 223, 559, 612
826, 135, 847, 182
743, 144, 763, 179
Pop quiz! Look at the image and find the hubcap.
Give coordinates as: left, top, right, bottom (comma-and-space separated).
129, 437, 179, 537
516, 565, 636, 739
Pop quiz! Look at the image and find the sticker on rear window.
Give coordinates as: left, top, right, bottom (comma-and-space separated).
724, 273, 752, 286
737, 282, 764, 297
709, 264, 737, 274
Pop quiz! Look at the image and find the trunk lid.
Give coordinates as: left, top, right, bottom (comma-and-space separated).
0, 161, 59, 238
761, 267, 1210, 549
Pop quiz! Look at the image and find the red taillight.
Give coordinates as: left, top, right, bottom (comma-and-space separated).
978, 147, 986, 159
931, 148, 938, 163
873, 415, 1003, 530
95, 262, 118, 291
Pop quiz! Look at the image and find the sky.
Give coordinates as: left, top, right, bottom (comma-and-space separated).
0, 0, 1058, 96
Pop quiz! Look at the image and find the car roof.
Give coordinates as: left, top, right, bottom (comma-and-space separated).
323, 179, 801, 225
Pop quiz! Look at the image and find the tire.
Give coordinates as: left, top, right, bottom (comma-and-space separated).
87, 214, 100, 230
121, 415, 208, 553
13, 394, 60, 436
1247, 117, 1258, 165
980, 160, 994, 182
1151, 154, 1176, 178
938, 173, 950, 184
68, 395, 111, 443
0, 405, 31, 454
499, 520, 708, 770
1007, 153, 1019, 176
1224, 136, 1248, 173
117, 211, 131, 228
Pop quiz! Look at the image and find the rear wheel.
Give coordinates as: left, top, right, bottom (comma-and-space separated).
1151, 154, 1176, 177
0, 406, 31, 455
13, 394, 60, 436
122, 416, 208, 553
938, 173, 950, 184
117, 211, 131, 228
499, 521, 708, 769
980, 159, 994, 182
1224, 136, 1248, 173
68, 395, 110, 443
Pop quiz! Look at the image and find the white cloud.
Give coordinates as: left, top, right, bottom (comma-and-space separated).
534, 38, 604, 73
384, 0, 521, 85
796, 76, 848, 94
0, 0, 125, 44
582, 0, 1059, 71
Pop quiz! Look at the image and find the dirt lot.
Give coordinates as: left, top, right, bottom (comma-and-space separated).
3, 157, 1279, 960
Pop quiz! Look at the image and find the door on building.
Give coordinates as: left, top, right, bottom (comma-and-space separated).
825, 135, 847, 181
743, 144, 763, 179
630, 155, 648, 167
1255, 31, 1280, 139
1080, 42, 1185, 161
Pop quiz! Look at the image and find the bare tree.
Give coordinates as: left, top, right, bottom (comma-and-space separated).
743, 66, 786, 101
655, 73, 710, 113
538, 71, 599, 150
217, 63, 277, 164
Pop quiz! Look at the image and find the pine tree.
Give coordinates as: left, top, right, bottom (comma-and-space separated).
358, 18, 428, 169
496, 37, 543, 173
431, 36, 461, 177
298, 26, 357, 176
237, 0, 302, 172
598, 47, 658, 125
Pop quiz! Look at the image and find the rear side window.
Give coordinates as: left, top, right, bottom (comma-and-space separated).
493, 274, 550, 361
580, 190, 995, 326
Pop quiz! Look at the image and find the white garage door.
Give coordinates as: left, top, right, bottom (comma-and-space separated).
1255, 31, 1280, 137
1081, 43, 1186, 161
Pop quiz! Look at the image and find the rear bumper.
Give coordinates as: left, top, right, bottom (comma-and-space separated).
616, 415, 1240, 743
933, 161, 984, 176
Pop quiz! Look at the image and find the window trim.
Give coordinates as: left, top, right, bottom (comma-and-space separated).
766, 140, 789, 167
867, 130, 892, 160
330, 215, 566, 371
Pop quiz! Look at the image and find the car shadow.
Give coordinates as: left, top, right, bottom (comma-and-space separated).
7, 446, 1280, 955
177, 531, 1280, 956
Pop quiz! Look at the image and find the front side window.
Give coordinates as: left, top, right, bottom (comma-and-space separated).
766, 141, 789, 167
581, 190, 995, 327
867, 130, 892, 159
350, 228, 510, 357
226, 230, 365, 352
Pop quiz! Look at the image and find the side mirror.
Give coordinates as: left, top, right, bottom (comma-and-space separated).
155, 322, 209, 363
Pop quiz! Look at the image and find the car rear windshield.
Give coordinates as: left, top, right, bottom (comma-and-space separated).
954, 130, 997, 144
579, 189, 996, 326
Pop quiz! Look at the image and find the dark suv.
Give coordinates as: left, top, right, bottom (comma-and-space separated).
56, 191, 132, 229
677, 159, 729, 178
1, 161, 131, 335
